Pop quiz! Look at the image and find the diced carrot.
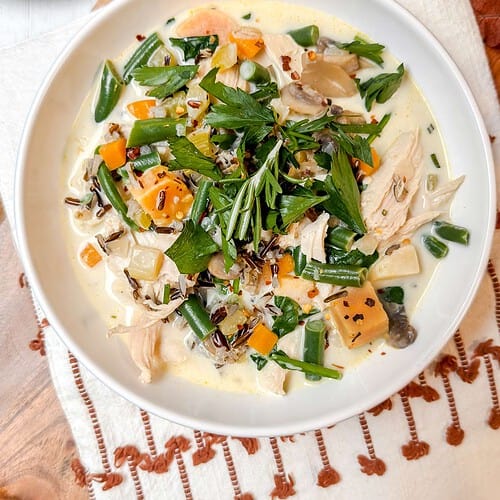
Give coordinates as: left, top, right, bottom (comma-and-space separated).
354, 147, 381, 176
247, 323, 278, 355
229, 27, 264, 59
99, 137, 127, 170
127, 99, 157, 120
80, 243, 102, 268
278, 253, 294, 279
129, 166, 193, 225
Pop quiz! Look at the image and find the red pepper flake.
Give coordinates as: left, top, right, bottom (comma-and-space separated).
343, 300, 350, 307
351, 332, 362, 343
187, 100, 201, 109
136, 34, 146, 41
344, 315, 350, 320
365, 298, 375, 307
370, 115, 378, 124
381, 351, 386, 356
290, 71, 300, 81
307, 51, 317, 61
281, 55, 292, 71
126, 147, 141, 160
490, 135, 496, 143
352, 313, 364, 322
331, 363, 345, 369
192, 119, 199, 128
307, 288, 319, 298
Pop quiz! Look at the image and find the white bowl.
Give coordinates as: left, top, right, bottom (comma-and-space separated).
15, 0, 495, 437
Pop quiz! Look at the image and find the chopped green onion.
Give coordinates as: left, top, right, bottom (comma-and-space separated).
301, 261, 367, 287
127, 118, 185, 147
162, 284, 171, 304
303, 320, 326, 381
242, 12, 252, 20
240, 60, 270, 83
178, 295, 216, 340
123, 33, 164, 84
430, 153, 441, 169
422, 234, 448, 258
232, 278, 240, 295
426, 174, 438, 192
433, 221, 470, 245
287, 25, 320, 47
326, 226, 356, 251
94, 60, 123, 123
97, 164, 139, 231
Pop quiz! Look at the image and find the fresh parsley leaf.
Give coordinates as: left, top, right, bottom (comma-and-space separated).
200, 68, 274, 129
170, 35, 219, 61
164, 220, 219, 274
378, 286, 405, 305
321, 150, 366, 233
314, 151, 332, 170
332, 113, 391, 136
242, 12, 252, 20
279, 194, 329, 227
168, 137, 222, 180
358, 63, 405, 111
335, 37, 385, 66
250, 353, 268, 370
131, 65, 199, 99
251, 81, 279, 103
272, 296, 300, 337
211, 133, 236, 149
165, 17, 175, 25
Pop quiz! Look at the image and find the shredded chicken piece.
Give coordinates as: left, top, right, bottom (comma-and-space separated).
361, 131, 423, 244
257, 360, 286, 395
424, 175, 465, 210
381, 211, 441, 251
260, 34, 303, 87
300, 212, 330, 262
108, 319, 163, 383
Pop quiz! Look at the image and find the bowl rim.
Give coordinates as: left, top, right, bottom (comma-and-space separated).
14, 0, 496, 437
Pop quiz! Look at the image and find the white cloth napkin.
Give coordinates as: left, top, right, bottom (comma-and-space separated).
1, 1, 500, 499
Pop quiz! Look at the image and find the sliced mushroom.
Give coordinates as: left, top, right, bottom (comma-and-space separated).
280, 82, 327, 116
302, 50, 359, 74
383, 301, 417, 349
335, 111, 367, 125
301, 59, 357, 98
208, 252, 241, 280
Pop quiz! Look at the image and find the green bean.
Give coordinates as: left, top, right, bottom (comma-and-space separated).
130, 151, 161, 171
287, 25, 320, 47
162, 284, 171, 304
97, 164, 139, 231
269, 352, 342, 380
303, 320, 326, 381
433, 221, 470, 245
178, 294, 216, 340
292, 246, 307, 275
127, 118, 186, 147
190, 179, 212, 224
326, 226, 356, 251
422, 234, 448, 258
240, 60, 270, 83
94, 60, 123, 123
301, 261, 367, 287
123, 32, 164, 84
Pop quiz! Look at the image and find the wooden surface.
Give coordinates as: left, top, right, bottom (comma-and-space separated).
0, 2, 498, 499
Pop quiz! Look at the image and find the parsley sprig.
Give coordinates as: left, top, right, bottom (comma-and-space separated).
335, 36, 385, 66
358, 63, 405, 111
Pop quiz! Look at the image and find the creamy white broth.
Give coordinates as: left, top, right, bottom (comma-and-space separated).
62, 0, 452, 394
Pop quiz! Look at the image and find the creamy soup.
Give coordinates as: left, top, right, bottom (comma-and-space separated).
62, 0, 467, 395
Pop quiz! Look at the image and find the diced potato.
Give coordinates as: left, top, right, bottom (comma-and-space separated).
106, 237, 130, 258
127, 245, 164, 281
219, 309, 247, 337
369, 244, 420, 281
330, 281, 388, 349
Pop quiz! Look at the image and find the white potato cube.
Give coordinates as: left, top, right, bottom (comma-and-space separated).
127, 245, 164, 281
369, 244, 420, 281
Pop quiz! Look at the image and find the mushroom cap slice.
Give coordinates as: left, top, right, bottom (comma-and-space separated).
280, 82, 327, 116
301, 60, 357, 98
